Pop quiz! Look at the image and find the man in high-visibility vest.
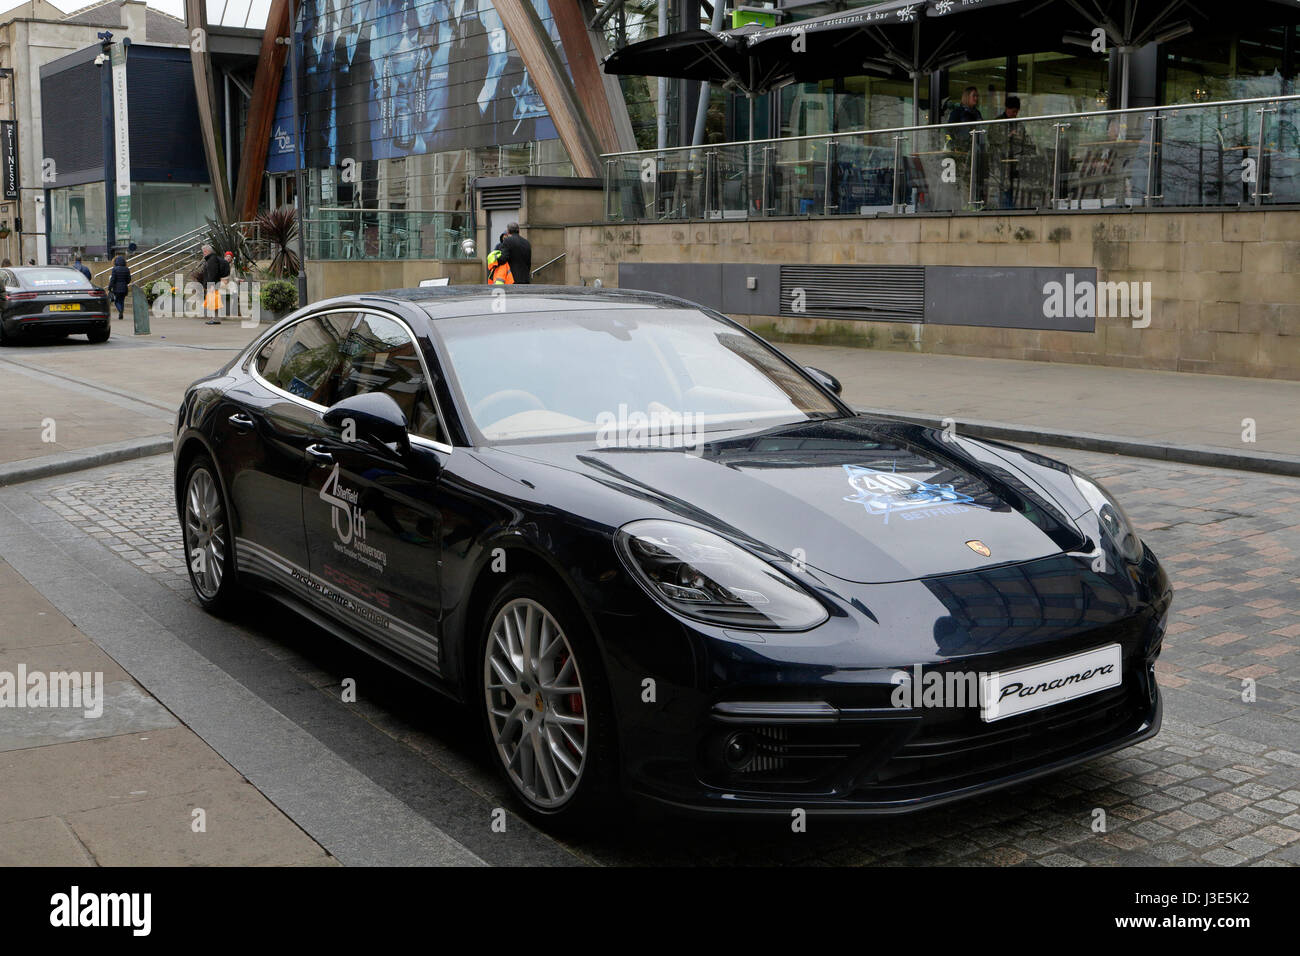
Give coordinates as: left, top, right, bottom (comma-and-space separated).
486, 248, 514, 284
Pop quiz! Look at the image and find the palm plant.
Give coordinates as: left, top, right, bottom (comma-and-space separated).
257, 206, 301, 277
204, 218, 253, 271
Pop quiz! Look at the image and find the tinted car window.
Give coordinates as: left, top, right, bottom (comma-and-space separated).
16, 269, 93, 290
334, 313, 443, 442
434, 307, 840, 442
254, 313, 355, 405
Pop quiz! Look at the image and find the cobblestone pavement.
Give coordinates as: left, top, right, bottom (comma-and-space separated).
28, 448, 1300, 866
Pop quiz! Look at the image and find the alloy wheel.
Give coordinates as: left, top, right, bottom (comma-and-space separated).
185, 467, 227, 599
484, 598, 588, 808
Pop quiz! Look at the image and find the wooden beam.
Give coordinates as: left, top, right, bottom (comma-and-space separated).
186, 0, 233, 222
491, 0, 602, 178
235, 0, 295, 222
550, 0, 632, 155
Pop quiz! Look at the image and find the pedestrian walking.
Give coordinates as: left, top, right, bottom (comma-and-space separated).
109, 253, 131, 321
200, 243, 224, 325
219, 250, 234, 318
72, 256, 92, 281
498, 222, 532, 284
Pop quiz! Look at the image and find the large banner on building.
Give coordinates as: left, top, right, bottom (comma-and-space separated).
0, 121, 17, 200
276, 0, 564, 170
111, 42, 131, 240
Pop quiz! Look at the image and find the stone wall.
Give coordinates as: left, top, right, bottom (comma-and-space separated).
306, 259, 482, 302
564, 211, 1300, 380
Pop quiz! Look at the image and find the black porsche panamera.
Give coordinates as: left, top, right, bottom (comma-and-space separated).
173, 286, 1171, 827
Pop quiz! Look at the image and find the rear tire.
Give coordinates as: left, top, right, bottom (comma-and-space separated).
180, 455, 241, 614
88, 326, 110, 343
477, 573, 620, 831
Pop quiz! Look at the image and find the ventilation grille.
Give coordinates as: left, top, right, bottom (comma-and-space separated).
479, 185, 524, 211
780, 265, 925, 322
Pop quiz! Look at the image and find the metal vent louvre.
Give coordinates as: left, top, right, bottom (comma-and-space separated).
479, 185, 524, 210
779, 265, 925, 322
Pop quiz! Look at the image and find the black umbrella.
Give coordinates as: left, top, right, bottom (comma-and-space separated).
742, 0, 1034, 123
927, 0, 1300, 109
603, 24, 768, 92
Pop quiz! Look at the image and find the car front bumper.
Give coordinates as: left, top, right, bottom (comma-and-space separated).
599, 550, 1171, 816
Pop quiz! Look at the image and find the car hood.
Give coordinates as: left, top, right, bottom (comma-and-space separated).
488, 416, 1089, 584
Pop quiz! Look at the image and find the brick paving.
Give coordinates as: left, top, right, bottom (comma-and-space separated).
30, 447, 1300, 866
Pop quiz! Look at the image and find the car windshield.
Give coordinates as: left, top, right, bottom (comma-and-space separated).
432, 305, 843, 443
17, 269, 92, 290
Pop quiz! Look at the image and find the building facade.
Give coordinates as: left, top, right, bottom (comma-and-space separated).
0, 0, 193, 264
41, 39, 214, 259
262, 0, 586, 262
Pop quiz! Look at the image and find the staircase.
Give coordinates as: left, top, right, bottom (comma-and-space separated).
92, 222, 266, 292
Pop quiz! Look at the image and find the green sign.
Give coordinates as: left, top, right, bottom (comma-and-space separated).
731, 9, 776, 29
116, 195, 131, 240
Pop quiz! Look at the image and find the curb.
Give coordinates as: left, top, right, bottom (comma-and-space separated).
858, 408, 1300, 478
0, 435, 173, 488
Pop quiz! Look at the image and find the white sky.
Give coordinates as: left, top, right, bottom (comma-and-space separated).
0, 0, 271, 28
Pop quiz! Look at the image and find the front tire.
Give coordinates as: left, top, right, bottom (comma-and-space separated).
478, 574, 619, 829
180, 455, 240, 613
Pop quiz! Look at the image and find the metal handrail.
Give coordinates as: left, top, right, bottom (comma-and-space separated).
94, 221, 262, 288
90, 225, 209, 285
531, 252, 565, 277
599, 93, 1300, 159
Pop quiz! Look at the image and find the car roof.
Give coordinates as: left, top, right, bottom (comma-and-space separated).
350, 285, 707, 320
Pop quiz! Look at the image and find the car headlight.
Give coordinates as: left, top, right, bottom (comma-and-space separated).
1071, 471, 1143, 564
615, 520, 827, 630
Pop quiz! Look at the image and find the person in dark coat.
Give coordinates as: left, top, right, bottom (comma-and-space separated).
73, 256, 92, 281
200, 244, 224, 325
108, 254, 131, 321
499, 222, 531, 284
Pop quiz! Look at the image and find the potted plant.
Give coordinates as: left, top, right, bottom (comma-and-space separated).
255, 207, 301, 277
259, 279, 298, 324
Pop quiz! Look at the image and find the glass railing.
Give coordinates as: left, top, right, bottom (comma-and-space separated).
604, 95, 1300, 220
305, 209, 476, 260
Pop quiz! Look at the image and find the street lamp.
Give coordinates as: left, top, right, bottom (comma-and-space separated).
274, 31, 309, 308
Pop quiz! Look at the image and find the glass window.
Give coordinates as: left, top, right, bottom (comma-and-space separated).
48, 183, 107, 254
128, 183, 217, 249
15, 268, 92, 289
255, 312, 356, 405
1164, 26, 1293, 104
334, 312, 444, 441
434, 306, 842, 443
1016, 51, 1111, 116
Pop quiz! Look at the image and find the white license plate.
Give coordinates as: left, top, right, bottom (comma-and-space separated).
980, 644, 1122, 723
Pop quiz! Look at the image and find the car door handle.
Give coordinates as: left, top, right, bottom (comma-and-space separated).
227, 412, 255, 432
306, 443, 334, 463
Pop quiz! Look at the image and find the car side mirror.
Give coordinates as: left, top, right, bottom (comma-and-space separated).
323, 392, 410, 454
804, 366, 843, 396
